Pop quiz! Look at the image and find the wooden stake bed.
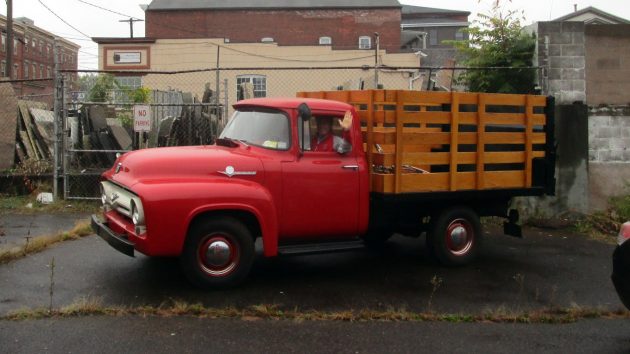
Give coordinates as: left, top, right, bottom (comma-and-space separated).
297, 90, 553, 195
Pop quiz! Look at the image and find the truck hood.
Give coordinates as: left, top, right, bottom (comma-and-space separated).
107, 145, 265, 188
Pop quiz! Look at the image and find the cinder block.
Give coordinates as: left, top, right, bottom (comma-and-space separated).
550, 31, 573, 45
539, 22, 562, 34
562, 68, 585, 80
589, 149, 599, 161
572, 31, 585, 44
611, 150, 624, 161
550, 56, 573, 68
549, 44, 562, 56
562, 44, 585, 56
591, 137, 610, 150
549, 80, 571, 92
596, 127, 614, 139
623, 150, 630, 161
561, 91, 586, 103
548, 68, 562, 80
571, 80, 586, 92
610, 138, 629, 149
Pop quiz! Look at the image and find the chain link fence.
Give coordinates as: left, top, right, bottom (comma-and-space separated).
0, 65, 544, 200
0, 77, 57, 196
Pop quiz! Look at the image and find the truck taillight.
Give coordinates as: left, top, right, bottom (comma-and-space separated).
618, 222, 630, 246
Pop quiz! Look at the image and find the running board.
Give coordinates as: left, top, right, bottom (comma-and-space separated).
278, 240, 366, 256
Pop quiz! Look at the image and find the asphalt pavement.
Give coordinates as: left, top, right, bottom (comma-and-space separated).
0, 223, 628, 353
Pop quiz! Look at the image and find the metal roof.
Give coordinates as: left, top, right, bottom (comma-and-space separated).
147, 0, 401, 11
553, 6, 630, 24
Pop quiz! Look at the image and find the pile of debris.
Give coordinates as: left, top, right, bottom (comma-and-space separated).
0, 82, 54, 173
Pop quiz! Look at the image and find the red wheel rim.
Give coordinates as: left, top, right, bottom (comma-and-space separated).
197, 233, 240, 277
445, 218, 474, 256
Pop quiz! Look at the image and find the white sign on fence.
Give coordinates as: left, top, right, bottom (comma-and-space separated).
133, 105, 151, 132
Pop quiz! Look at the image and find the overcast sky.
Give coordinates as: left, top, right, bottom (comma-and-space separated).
1, 0, 629, 70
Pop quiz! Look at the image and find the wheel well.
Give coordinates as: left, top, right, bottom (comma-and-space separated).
188, 210, 262, 241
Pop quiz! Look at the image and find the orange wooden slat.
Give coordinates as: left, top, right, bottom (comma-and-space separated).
450, 92, 460, 191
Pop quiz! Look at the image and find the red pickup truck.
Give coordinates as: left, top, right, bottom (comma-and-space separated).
92, 90, 555, 288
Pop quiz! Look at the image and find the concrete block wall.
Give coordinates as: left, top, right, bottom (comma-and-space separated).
585, 25, 630, 106
534, 22, 586, 104
588, 107, 630, 163
588, 107, 630, 211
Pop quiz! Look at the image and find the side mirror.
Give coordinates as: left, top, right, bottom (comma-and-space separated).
298, 103, 311, 121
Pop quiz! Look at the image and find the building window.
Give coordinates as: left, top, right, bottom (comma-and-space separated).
429, 30, 438, 46
236, 75, 267, 99
13, 39, 18, 55
13, 64, 18, 79
25, 37, 29, 52
1, 61, 5, 77
24, 62, 29, 79
115, 76, 142, 89
40, 64, 44, 79
319, 36, 332, 45
261, 37, 274, 43
1, 34, 5, 52
32, 64, 37, 78
47, 66, 52, 78
359, 36, 371, 49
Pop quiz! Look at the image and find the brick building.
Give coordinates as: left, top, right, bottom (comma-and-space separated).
0, 15, 79, 104
144, 0, 403, 53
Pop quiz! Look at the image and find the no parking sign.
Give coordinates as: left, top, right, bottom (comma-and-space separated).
133, 105, 151, 132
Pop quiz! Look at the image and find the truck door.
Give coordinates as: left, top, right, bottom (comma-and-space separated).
280, 114, 360, 239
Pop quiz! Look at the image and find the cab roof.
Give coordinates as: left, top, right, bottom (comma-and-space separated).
233, 97, 353, 112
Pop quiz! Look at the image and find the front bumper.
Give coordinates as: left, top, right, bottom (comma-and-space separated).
91, 214, 135, 257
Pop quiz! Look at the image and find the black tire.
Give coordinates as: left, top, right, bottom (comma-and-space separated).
180, 217, 255, 289
427, 207, 482, 266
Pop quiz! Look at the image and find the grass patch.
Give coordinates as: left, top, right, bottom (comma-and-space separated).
3, 298, 629, 324
0, 194, 100, 215
0, 220, 92, 264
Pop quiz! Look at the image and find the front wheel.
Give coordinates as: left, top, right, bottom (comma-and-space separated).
427, 207, 482, 266
180, 217, 255, 289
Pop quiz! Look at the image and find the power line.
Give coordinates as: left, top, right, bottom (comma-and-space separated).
77, 0, 141, 20
37, 0, 91, 39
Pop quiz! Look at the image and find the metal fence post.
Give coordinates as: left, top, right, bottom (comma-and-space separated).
52, 38, 61, 200
223, 78, 228, 125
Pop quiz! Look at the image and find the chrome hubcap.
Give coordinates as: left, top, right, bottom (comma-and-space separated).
198, 234, 239, 276
446, 219, 473, 255
205, 240, 232, 267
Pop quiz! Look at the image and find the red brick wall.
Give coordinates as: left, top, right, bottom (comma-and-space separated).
146, 8, 402, 52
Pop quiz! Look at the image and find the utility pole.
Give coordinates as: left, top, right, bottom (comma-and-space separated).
119, 18, 143, 38
6, 0, 13, 78
374, 32, 380, 89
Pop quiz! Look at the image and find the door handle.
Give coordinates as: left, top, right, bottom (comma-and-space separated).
342, 165, 359, 171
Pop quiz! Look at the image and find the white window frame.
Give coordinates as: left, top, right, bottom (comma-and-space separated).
319, 36, 332, 45
236, 74, 267, 99
359, 36, 371, 50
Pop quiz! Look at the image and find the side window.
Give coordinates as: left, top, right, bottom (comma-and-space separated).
304, 115, 351, 154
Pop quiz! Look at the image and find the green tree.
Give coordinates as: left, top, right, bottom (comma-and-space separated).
87, 74, 119, 102
452, 2, 536, 94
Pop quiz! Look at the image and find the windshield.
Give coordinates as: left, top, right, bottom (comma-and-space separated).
220, 109, 290, 150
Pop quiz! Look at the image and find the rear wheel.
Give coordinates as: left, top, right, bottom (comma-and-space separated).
180, 217, 254, 288
427, 207, 482, 266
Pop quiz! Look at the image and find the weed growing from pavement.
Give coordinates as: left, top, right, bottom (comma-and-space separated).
0, 221, 92, 264
426, 275, 443, 312
3, 297, 629, 324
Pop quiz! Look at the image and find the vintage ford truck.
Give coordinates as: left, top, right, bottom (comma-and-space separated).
92, 89, 555, 288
